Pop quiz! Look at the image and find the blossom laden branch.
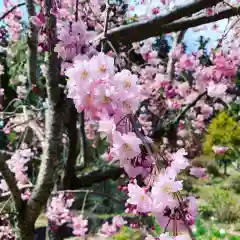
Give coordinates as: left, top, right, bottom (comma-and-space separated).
0, 2, 25, 21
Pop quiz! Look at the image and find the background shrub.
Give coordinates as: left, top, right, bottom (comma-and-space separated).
208, 188, 240, 223
228, 174, 240, 194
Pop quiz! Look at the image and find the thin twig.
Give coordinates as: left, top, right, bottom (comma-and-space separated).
81, 190, 89, 214
101, 0, 112, 51
0, 196, 12, 214
176, 193, 196, 240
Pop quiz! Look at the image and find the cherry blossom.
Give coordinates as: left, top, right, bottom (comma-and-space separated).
212, 145, 229, 155
72, 215, 88, 237
111, 131, 142, 164
127, 182, 152, 213
190, 167, 206, 178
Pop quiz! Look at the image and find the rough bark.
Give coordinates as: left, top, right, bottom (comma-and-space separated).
0, 153, 23, 212
25, 0, 37, 86
62, 101, 78, 190
17, 222, 35, 240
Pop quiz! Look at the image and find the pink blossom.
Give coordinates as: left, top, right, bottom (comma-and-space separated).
112, 216, 127, 228
90, 52, 115, 80
114, 69, 139, 93
190, 167, 206, 178
127, 182, 152, 212
21, 190, 31, 201
170, 44, 183, 59
123, 163, 144, 178
177, 82, 190, 97
166, 149, 189, 178
212, 145, 229, 155
111, 131, 142, 163
98, 117, 116, 139
206, 8, 214, 16
152, 174, 183, 199
0, 64, 4, 75
30, 12, 45, 28
0, 179, 8, 192
99, 222, 117, 237
0, 88, 4, 96
46, 193, 73, 226
155, 73, 170, 88
207, 82, 227, 99
72, 215, 88, 237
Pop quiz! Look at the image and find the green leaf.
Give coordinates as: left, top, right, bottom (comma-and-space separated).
7, 131, 16, 143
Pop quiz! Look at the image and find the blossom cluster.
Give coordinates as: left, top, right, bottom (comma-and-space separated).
66, 52, 149, 175
0, 149, 33, 200
46, 193, 88, 237
98, 216, 127, 237
126, 149, 197, 234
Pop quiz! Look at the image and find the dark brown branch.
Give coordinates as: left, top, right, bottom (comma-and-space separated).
151, 91, 207, 140
0, 2, 25, 21
25, 0, 38, 85
71, 167, 124, 189
104, 0, 222, 45
173, 91, 207, 124
79, 111, 88, 166
0, 154, 23, 212
62, 103, 78, 189
158, 6, 240, 36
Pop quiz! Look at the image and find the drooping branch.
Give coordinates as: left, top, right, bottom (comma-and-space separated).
0, 2, 25, 21
0, 153, 23, 213
25, 0, 38, 85
102, 0, 222, 45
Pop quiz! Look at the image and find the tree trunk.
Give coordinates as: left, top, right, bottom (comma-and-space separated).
17, 221, 35, 240
224, 162, 227, 175
46, 224, 63, 240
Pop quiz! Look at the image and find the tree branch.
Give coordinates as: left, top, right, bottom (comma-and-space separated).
62, 102, 78, 189
151, 91, 207, 140
166, 31, 186, 81
25, 0, 63, 224
157, 6, 240, 36
71, 167, 124, 189
103, 0, 222, 45
0, 2, 25, 21
25, 0, 38, 85
0, 154, 23, 212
